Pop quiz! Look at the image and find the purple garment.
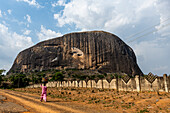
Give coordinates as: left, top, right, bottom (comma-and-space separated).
40, 85, 47, 102
41, 85, 47, 94
40, 93, 47, 102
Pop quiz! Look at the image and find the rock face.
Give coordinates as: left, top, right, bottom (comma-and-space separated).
8, 31, 143, 76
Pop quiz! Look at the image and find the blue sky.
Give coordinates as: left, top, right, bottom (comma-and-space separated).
0, 0, 170, 75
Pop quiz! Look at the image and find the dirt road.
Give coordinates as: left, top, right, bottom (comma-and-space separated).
1, 88, 170, 113
0, 89, 113, 113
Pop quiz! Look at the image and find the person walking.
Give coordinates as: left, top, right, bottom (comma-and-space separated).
40, 82, 47, 102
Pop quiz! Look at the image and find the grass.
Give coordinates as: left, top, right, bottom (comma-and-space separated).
9, 88, 15, 91
121, 105, 131, 109
104, 105, 113, 107
50, 95, 56, 98
138, 108, 149, 113
88, 101, 93, 104
102, 101, 106, 104
73, 98, 79, 101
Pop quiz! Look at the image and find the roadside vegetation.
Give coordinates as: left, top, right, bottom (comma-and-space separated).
0, 68, 126, 89
1, 69, 169, 89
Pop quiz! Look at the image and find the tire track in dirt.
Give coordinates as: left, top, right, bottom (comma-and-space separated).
0, 89, 87, 113
2, 90, 113, 113
1, 90, 59, 113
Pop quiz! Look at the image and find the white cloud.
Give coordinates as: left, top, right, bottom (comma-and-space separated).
0, 23, 33, 50
0, 23, 34, 72
0, 10, 2, 17
52, 0, 66, 7
155, 0, 170, 37
132, 37, 170, 75
136, 0, 156, 13
54, 0, 157, 31
7, 9, 12, 14
54, 14, 60, 19
16, 0, 42, 8
23, 29, 31, 35
24, 14, 31, 23
37, 25, 62, 41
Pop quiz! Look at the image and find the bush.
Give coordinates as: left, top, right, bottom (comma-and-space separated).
97, 75, 105, 79
9, 73, 30, 88
52, 72, 64, 81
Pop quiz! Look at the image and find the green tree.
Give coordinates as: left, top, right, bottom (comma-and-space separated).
52, 72, 64, 81
97, 74, 105, 79
29, 73, 39, 85
114, 73, 122, 78
37, 72, 45, 83
0, 69, 5, 85
89, 75, 96, 80
80, 75, 87, 80
0, 75, 2, 85
9, 73, 30, 88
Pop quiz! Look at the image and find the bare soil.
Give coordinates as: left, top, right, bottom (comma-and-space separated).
1, 87, 170, 113
0, 94, 28, 113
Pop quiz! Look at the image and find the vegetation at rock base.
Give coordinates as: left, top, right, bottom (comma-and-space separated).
0, 68, 132, 89
51, 72, 64, 81
0, 69, 6, 86
9, 73, 30, 88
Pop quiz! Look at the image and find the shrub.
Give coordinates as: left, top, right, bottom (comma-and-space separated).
52, 72, 64, 81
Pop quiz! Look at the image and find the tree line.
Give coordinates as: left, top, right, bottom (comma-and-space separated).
2, 69, 166, 89
0, 69, 119, 89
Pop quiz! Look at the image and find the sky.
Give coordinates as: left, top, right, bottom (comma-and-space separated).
0, 0, 170, 76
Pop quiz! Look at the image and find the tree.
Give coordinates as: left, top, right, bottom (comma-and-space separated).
97, 74, 105, 89
52, 72, 64, 81
9, 73, 30, 88
0, 75, 2, 85
80, 75, 87, 80
37, 72, 45, 83
89, 75, 96, 80
97, 74, 105, 79
51, 72, 64, 87
0, 69, 5, 85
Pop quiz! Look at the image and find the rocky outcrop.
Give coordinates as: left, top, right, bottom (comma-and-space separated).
8, 31, 143, 76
